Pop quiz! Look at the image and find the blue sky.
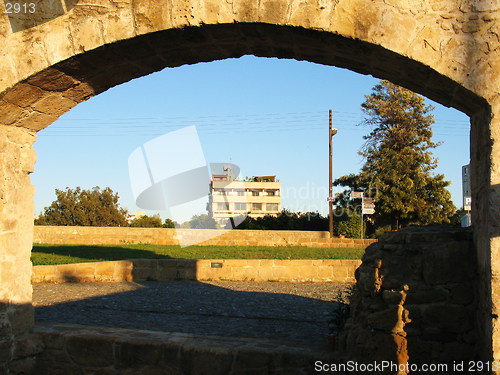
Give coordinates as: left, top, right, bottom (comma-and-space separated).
32, 56, 470, 222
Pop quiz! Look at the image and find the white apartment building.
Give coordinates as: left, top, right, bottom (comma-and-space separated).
209, 174, 282, 227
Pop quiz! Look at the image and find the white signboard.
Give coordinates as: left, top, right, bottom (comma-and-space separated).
350, 191, 363, 198
362, 198, 375, 215
363, 198, 375, 208
464, 196, 472, 211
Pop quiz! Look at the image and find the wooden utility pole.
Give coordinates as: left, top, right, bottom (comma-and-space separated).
328, 110, 337, 238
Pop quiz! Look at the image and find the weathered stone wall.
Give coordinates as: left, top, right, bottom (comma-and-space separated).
32, 259, 361, 284
0, 0, 499, 372
339, 225, 477, 369
0, 125, 37, 374
33, 225, 376, 248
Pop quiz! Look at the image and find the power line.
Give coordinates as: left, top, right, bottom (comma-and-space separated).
38, 109, 470, 137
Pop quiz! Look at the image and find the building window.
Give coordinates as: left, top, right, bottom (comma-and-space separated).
252, 203, 262, 211
235, 203, 247, 211
217, 202, 229, 211
251, 190, 260, 196
236, 190, 245, 196
266, 190, 276, 196
266, 203, 278, 211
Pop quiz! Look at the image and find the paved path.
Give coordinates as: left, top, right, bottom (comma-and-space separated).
33, 281, 352, 351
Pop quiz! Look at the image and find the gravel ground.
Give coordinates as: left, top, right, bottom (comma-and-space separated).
33, 281, 353, 350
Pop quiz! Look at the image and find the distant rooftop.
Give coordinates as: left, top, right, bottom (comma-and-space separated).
253, 175, 276, 182
211, 174, 277, 182
212, 174, 229, 181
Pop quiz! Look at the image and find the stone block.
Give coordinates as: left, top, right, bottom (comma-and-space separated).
27, 68, 77, 92
259, 260, 274, 268
234, 349, 271, 369
37, 331, 66, 351
316, 266, 333, 280
69, 16, 106, 53
422, 243, 475, 285
180, 347, 233, 375
257, 267, 274, 281
333, 266, 351, 282
230, 267, 256, 282
101, 5, 137, 44
447, 283, 475, 305
95, 262, 117, 281
405, 287, 449, 304
382, 290, 406, 305
8, 357, 36, 375
297, 265, 316, 281
115, 340, 163, 367
66, 335, 114, 367
74, 263, 97, 282
405, 337, 436, 362
32, 265, 56, 277
175, 268, 196, 280
1, 84, 44, 107
113, 261, 133, 282
0, 101, 27, 125
367, 305, 404, 333
0, 339, 13, 362
32, 93, 76, 117
196, 266, 219, 281
225, 260, 250, 268
440, 341, 476, 363
13, 333, 44, 358
422, 304, 473, 334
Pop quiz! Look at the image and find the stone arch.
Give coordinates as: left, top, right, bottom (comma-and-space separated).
1, 0, 499, 371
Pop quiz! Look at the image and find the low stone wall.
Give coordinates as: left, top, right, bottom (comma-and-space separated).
25, 323, 334, 375
32, 259, 361, 283
33, 226, 376, 248
339, 225, 477, 368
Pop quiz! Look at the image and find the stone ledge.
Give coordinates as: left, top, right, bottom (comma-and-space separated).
31, 323, 337, 375
32, 259, 362, 283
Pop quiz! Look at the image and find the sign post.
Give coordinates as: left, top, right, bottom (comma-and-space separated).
351, 192, 376, 239
328, 110, 338, 238
462, 164, 472, 227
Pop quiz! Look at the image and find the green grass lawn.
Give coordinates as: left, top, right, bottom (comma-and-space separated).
31, 244, 366, 265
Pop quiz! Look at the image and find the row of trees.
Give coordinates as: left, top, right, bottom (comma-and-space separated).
34, 187, 176, 228
34, 188, 219, 229
229, 210, 362, 238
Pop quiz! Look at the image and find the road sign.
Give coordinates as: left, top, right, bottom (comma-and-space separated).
327, 196, 335, 202
350, 191, 363, 198
464, 196, 472, 211
362, 198, 375, 214
363, 198, 375, 208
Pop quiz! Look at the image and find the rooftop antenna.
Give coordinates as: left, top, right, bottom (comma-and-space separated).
223, 164, 233, 181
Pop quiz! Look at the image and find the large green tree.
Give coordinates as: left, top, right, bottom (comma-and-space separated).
335, 80, 456, 231
35, 186, 128, 227
188, 214, 217, 229
129, 214, 163, 228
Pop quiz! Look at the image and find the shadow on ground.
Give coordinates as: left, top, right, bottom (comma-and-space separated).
33, 281, 352, 351
32, 245, 173, 264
